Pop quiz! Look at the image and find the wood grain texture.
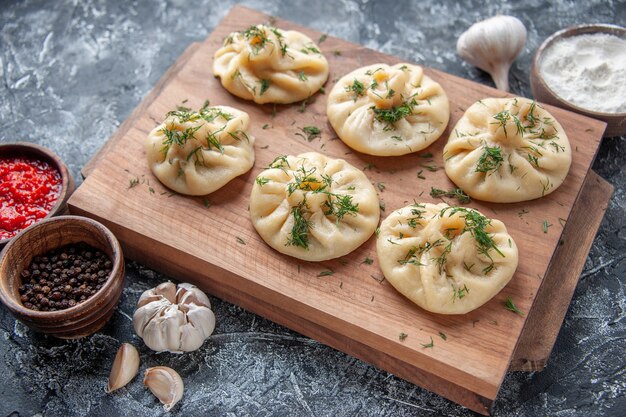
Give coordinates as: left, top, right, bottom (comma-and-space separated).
510, 171, 613, 371
68, 5, 608, 414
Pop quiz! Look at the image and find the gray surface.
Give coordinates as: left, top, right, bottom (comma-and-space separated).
1, 0, 625, 415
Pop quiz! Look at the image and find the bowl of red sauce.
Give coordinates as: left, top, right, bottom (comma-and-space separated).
0, 142, 75, 247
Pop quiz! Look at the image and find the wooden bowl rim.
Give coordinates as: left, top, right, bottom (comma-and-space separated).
532, 23, 626, 118
0, 215, 124, 320
0, 142, 75, 247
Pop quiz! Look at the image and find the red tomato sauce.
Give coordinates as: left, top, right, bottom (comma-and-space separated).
0, 156, 62, 239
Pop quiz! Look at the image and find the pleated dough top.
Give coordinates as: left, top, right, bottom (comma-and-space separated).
377, 203, 518, 314
444, 97, 572, 203
213, 24, 329, 104
145, 104, 255, 196
250, 152, 380, 261
327, 63, 449, 156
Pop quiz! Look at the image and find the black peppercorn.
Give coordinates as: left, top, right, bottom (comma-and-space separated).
18, 242, 112, 312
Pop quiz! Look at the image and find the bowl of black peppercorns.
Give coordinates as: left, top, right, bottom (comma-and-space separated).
0, 215, 125, 338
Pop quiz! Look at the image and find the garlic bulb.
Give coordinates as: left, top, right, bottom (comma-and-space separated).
457, 15, 527, 92
133, 281, 216, 353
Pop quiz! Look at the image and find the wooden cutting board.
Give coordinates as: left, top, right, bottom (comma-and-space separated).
69, 6, 611, 415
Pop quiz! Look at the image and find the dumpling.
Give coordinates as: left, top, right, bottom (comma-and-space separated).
145, 104, 255, 195
213, 24, 329, 104
250, 152, 380, 261
443, 97, 572, 203
376, 203, 518, 314
327, 63, 450, 156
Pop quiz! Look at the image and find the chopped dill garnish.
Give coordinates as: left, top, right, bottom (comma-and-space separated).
542, 220, 552, 233
199, 104, 233, 123
540, 177, 552, 196
398, 241, 447, 266
243, 25, 272, 54
287, 200, 312, 249
262, 123, 270, 129
433, 241, 452, 274
429, 187, 471, 204
297, 97, 309, 113
256, 177, 270, 186
504, 296, 525, 316
318, 33, 328, 43
362, 257, 374, 265
363, 163, 377, 171
399, 332, 408, 341
439, 331, 447, 341
287, 166, 328, 195
318, 269, 334, 277
452, 284, 469, 302
345, 79, 365, 99
296, 125, 321, 142
371, 274, 385, 284
323, 193, 359, 222
421, 163, 439, 172
128, 177, 139, 189
416, 170, 425, 180
236, 237, 246, 245
491, 110, 511, 136
475, 145, 504, 174
421, 336, 434, 349
268, 155, 290, 170
439, 207, 505, 274
300, 44, 321, 54
419, 152, 433, 158
377, 182, 386, 192
525, 100, 539, 128
298, 71, 308, 81
371, 99, 417, 131
160, 125, 202, 155
269, 27, 288, 57
259, 79, 270, 96
204, 126, 226, 154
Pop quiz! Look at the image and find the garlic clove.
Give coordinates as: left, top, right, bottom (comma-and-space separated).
106, 343, 140, 393
143, 366, 184, 412
176, 283, 211, 308
186, 303, 216, 338
456, 15, 527, 92
179, 305, 216, 351
133, 297, 170, 336
142, 305, 187, 353
154, 281, 177, 303
136, 294, 161, 309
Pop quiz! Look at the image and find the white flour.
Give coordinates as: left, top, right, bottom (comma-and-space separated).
539, 33, 626, 114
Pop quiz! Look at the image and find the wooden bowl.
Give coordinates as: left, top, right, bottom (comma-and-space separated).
0, 142, 75, 248
531, 24, 626, 137
0, 216, 125, 339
